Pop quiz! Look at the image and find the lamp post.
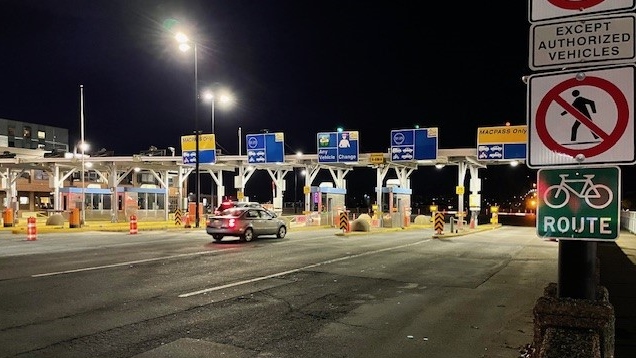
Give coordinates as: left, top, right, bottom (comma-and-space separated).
79, 85, 86, 226
176, 32, 201, 228
203, 89, 235, 208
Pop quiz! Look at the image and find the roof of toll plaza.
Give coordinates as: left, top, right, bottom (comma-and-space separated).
0, 147, 506, 176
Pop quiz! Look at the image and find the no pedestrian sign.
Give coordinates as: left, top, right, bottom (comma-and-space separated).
527, 65, 636, 168
529, 0, 636, 23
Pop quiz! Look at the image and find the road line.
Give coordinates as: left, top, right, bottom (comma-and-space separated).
178, 238, 431, 298
31, 250, 223, 278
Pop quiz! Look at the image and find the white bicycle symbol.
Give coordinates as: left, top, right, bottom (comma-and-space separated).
543, 173, 613, 209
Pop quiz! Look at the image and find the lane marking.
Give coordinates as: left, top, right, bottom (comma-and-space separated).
178, 239, 431, 298
31, 250, 224, 278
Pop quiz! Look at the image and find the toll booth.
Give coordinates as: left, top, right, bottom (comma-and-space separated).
59, 187, 113, 221
379, 185, 412, 228
309, 183, 346, 227
58, 186, 168, 222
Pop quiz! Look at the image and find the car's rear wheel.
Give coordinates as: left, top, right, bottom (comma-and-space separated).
212, 234, 223, 242
241, 228, 254, 242
276, 226, 287, 239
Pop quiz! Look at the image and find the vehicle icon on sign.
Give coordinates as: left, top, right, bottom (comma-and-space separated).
491, 145, 503, 151
392, 147, 402, 153
256, 157, 265, 162
248, 151, 256, 156
478, 146, 489, 151
490, 152, 503, 158
479, 152, 488, 159
403, 147, 414, 153
401, 153, 413, 159
257, 151, 265, 156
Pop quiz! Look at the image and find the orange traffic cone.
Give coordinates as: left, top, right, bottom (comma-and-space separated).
129, 215, 138, 234
26, 216, 37, 241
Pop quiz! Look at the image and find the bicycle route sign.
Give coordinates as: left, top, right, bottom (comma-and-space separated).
527, 65, 636, 168
537, 166, 620, 240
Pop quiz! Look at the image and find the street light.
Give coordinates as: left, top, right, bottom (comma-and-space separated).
176, 31, 201, 228
203, 88, 235, 135
202, 89, 235, 209
79, 84, 87, 226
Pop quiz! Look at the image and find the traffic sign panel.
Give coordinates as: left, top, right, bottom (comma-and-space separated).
246, 132, 285, 164
181, 133, 216, 165
317, 131, 359, 163
477, 125, 527, 161
390, 127, 438, 162
529, 0, 636, 23
529, 14, 636, 70
537, 166, 620, 241
527, 65, 636, 167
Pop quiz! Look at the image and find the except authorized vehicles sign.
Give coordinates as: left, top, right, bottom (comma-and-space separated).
537, 166, 620, 241
529, 0, 636, 23
527, 65, 636, 168
529, 14, 636, 70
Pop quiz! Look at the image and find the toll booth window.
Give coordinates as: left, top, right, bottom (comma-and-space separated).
103, 195, 112, 210
148, 193, 156, 209
156, 194, 165, 209
8, 126, 15, 137
37, 130, 45, 140
34, 170, 48, 180
138, 195, 146, 210
23, 126, 31, 139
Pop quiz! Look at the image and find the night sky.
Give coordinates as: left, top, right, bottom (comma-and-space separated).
1, 1, 631, 205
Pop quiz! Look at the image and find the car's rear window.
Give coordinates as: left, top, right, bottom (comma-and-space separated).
221, 208, 243, 217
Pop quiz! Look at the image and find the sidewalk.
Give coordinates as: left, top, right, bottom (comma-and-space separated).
597, 230, 636, 357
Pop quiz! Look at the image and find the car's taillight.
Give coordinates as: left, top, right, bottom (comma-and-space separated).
228, 218, 236, 228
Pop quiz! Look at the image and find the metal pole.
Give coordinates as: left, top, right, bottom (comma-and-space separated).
558, 241, 598, 299
210, 93, 215, 209
194, 43, 200, 228
80, 84, 86, 226
294, 168, 297, 214
211, 93, 215, 134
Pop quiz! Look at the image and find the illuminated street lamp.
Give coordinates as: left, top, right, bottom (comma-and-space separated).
203, 89, 234, 208
176, 31, 202, 228
202, 88, 235, 135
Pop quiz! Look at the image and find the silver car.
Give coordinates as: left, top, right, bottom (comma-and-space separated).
206, 207, 287, 242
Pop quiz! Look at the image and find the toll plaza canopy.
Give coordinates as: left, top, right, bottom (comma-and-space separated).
0, 147, 518, 223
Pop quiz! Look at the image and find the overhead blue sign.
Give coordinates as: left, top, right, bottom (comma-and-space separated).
246, 132, 285, 164
477, 143, 526, 161
390, 128, 438, 161
317, 131, 359, 163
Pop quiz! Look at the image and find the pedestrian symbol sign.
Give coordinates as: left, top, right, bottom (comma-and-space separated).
527, 65, 636, 168
537, 166, 620, 241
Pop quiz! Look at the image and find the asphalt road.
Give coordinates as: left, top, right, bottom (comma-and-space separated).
0, 225, 561, 357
